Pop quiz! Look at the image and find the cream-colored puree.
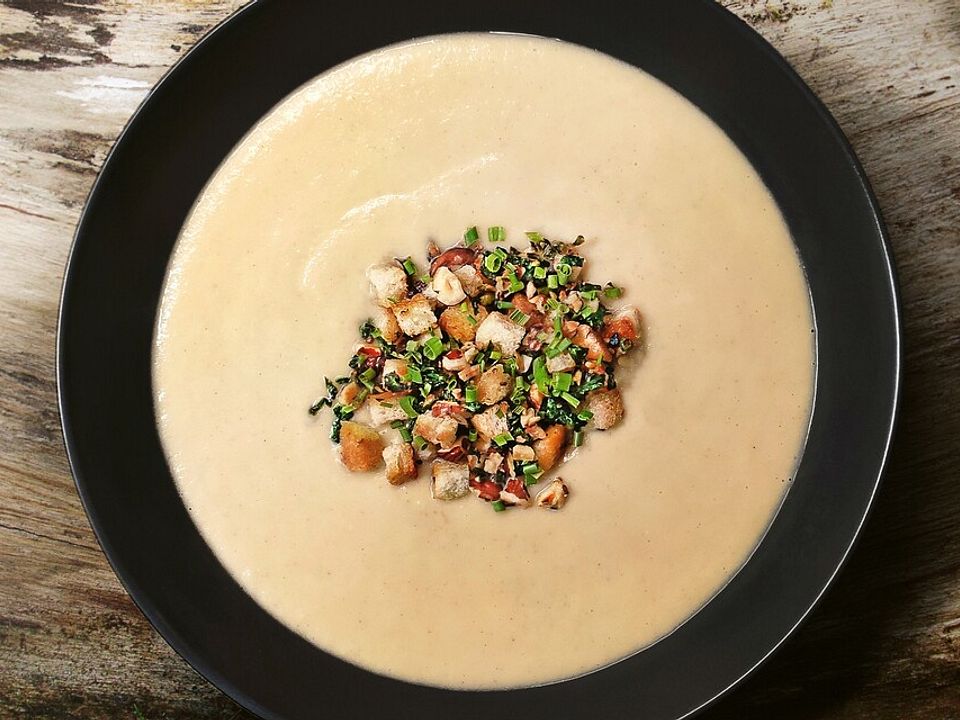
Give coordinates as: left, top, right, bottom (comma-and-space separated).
154, 35, 813, 689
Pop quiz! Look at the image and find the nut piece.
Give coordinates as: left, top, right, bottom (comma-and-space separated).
383, 443, 418, 485
533, 424, 568, 472
382, 358, 408, 381
339, 421, 384, 472
431, 460, 470, 500
536, 478, 570, 510
431, 266, 467, 306
393, 294, 438, 336
439, 305, 477, 343
546, 352, 576, 374
453, 265, 486, 297
366, 263, 408, 307
476, 366, 513, 405
471, 407, 510, 441
586, 388, 624, 430
369, 400, 409, 427
474, 312, 526, 356
414, 412, 460, 448
372, 306, 402, 344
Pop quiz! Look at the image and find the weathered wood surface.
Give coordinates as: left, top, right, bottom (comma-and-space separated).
0, 0, 957, 717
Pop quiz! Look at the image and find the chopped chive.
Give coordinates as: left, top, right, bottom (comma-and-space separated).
398, 426, 413, 442
533, 266, 547, 280
577, 409, 594, 422
560, 391, 581, 408
390, 419, 405, 429
464, 226, 480, 246
573, 429, 585, 447
401, 257, 418, 276
489, 350, 502, 361
580, 288, 599, 300
406, 340, 419, 353
533, 356, 550, 393
547, 274, 559, 289
522, 462, 542, 477
399, 395, 418, 418
422, 336, 444, 360
465, 386, 478, 404
506, 271, 524, 293
488, 226, 506, 243
406, 365, 423, 384
552, 372, 573, 393
557, 267, 571, 285
492, 432, 513, 447
466, 314, 477, 325
496, 300, 514, 310
412, 434, 428, 451
484, 254, 503, 273
525, 231, 544, 245
491, 500, 506, 512
492, 243, 508, 259
509, 309, 530, 326
604, 283, 623, 299
459, 300, 472, 313
467, 428, 478, 442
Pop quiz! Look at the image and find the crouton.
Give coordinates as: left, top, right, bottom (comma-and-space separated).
381, 358, 408, 381
474, 312, 526, 355
339, 421, 384, 471
372, 306, 402, 344
471, 407, 510, 440
534, 424, 567, 471
393, 295, 437, 336
383, 443, 418, 485
476, 366, 513, 405
546, 352, 576, 374
536, 478, 570, 510
431, 460, 470, 500
366, 263, 408, 307
453, 265, 486, 297
586, 388, 624, 430
439, 305, 477, 343
369, 400, 409, 427
431, 266, 467, 305
413, 412, 460, 448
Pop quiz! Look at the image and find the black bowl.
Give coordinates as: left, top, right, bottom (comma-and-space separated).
57, 1, 900, 718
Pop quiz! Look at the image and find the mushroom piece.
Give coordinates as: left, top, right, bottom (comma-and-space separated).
536, 478, 570, 510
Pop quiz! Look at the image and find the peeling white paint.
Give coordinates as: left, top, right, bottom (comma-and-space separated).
55, 75, 151, 114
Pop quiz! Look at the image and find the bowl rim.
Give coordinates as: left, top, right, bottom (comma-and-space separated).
57, 2, 902, 718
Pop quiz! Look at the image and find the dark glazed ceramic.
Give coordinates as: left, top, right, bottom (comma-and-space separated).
57, 1, 900, 718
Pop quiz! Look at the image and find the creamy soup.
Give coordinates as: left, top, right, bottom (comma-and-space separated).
154, 34, 814, 689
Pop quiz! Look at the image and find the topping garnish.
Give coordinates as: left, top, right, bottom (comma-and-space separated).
309, 227, 644, 511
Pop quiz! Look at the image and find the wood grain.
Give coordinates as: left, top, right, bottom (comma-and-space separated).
1, 1, 957, 718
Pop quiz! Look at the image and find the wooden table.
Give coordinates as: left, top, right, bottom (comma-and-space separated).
2, 1, 958, 717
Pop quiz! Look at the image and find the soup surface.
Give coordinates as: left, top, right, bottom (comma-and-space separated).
154, 34, 814, 689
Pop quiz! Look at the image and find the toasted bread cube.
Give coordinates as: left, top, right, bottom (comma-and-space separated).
534, 424, 567, 471
546, 352, 576, 374
383, 443, 418, 485
369, 400, 409, 427
587, 388, 624, 430
393, 295, 437, 336
471, 407, 509, 440
414, 412, 459, 448
476, 366, 513, 405
339, 421, 384, 471
439, 305, 477, 343
366, 263, 408, 307
474, 312, 526, 355
373, 306, 403, 344
431, 460, 470, 500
